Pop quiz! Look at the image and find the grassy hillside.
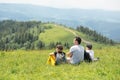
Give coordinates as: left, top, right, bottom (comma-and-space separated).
0, 46, 120, 80
39, 23, 87, 44
0, 20, 98, 50
40, 24, 75, 45
39, 23, 107, 49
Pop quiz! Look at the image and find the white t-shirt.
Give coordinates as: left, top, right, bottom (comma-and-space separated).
86, 50, 94, 61
69, 45, 84, 64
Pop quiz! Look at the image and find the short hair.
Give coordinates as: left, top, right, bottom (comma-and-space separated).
86, 44, 92, 49
75, 36, 81, 44
56, 45, 63, 50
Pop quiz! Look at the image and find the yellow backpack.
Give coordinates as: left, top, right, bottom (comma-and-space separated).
46, 53, 56, 66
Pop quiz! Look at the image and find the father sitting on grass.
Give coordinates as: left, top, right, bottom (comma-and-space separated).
67, 36, 84, 64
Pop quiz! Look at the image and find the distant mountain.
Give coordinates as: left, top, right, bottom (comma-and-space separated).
0, 3, 120, 41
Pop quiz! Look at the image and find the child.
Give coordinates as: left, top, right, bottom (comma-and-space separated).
84, 44, 99, 62
47, 45, 66, 65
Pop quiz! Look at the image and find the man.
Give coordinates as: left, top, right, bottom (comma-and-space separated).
67, 36, 84, 64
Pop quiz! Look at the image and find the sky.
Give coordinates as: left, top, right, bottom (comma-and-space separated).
0, 0, 120, 11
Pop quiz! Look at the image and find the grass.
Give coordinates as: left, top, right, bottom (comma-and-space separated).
39, 23, 106, 48
0, 46, 120, 80
39, 24, 76, 45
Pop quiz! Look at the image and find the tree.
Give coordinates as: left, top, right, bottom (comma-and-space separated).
36, 40, 45, 49
49, 42, 55, 49
76, 26, 115, 45
64, 42, 70, 49
24, 41, 31, 50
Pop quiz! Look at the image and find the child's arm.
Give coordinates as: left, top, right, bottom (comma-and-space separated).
49, 52, 54, 56
67, 52, 73, 58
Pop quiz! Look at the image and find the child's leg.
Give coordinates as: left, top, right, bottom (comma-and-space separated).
66, 57, 71, 63
93, 57, 100, 61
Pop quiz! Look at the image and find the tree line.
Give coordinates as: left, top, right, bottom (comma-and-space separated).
0, 20, 46, 50
0, 20, 70, 51
76, 26, 115, 45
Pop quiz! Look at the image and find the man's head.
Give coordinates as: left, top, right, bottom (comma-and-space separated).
86, 44, 92, 50
56, 45, 63, 53
73, 36, 82, 45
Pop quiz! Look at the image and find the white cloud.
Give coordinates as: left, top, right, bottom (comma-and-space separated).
0, 0, 120, 11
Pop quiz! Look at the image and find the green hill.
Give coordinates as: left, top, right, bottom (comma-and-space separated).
0, 20, 116, 50
39, 23, 114, 49
39, 24, 75, 44
39, 23, 92, 46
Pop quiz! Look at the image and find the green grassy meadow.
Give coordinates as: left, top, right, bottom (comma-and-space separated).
0, 46, 120, 80
40, 24, 75, 45
39, 23, 105, 48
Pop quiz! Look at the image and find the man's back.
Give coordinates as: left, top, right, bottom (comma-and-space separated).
70, 45, 84, 64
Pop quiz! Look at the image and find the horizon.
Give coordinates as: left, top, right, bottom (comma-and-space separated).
0, 0, 120, 11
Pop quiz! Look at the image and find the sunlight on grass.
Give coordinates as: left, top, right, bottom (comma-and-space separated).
40, 24, 75, 44
0, 47, 120, 80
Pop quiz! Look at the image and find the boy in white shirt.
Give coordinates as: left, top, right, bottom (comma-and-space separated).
84, 44, 99, 62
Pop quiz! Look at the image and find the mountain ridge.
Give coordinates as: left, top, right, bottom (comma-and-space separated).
0, 20, 114, 50
0, 3, 120, 42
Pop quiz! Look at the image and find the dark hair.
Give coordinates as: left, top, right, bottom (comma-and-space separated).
56, 45, 63, 50
86, 44, 92, 49
75, 36, 81, 44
